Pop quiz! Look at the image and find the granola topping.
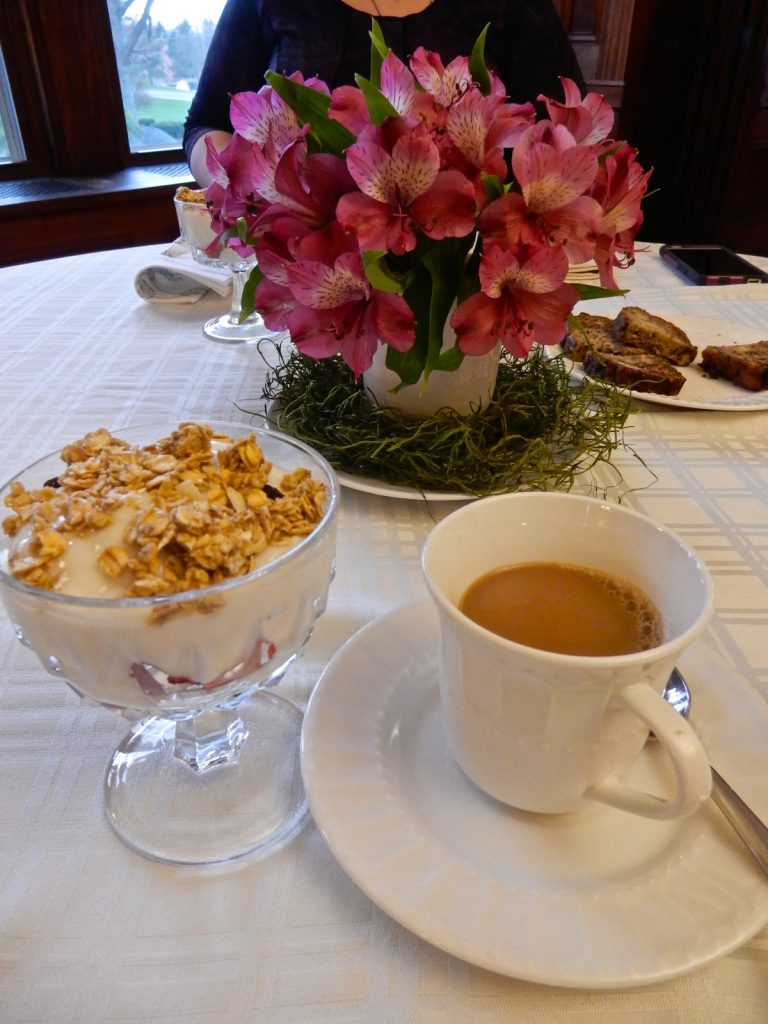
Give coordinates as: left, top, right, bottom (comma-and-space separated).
174, 186, 207, 205
2, 423, 327, 601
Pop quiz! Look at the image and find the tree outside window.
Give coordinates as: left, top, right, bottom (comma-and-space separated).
107, 0, 225, 153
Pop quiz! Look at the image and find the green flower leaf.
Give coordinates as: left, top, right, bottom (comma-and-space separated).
362, 251, 405, 293
369, 18, 389, 88
240, 264, 264, 321
572, 283, 629, 301
469, 24, 491, 96
481, 173, 505, 203
265, 72, 355, 155
354, 74, 399, 125
434, 344, 465, 373
236, 216, 249, 245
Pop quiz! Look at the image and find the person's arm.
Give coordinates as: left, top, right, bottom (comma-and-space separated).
183, 0, 274, 183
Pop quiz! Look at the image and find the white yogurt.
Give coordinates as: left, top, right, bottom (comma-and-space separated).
0, 432, 338, 714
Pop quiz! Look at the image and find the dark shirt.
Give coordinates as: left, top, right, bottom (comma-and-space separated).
183, 0, 584, 165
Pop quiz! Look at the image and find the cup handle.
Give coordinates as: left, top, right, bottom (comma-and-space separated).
587, 682, 712, 820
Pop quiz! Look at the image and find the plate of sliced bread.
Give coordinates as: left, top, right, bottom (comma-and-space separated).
555, 307, 768, 410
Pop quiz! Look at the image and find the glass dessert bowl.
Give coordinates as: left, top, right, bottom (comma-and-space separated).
174, 187, 279, 345
0, 421, 339, 865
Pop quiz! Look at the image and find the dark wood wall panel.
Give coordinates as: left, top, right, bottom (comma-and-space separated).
0, 192, 180, 268
10, 0, 128, 175
618, 0, 768, 254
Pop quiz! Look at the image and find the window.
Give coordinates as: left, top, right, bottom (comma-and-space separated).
108, 0, 226, 154
0, 44, 24, 165
0, 0, 226, 183
0, 1, 222, 265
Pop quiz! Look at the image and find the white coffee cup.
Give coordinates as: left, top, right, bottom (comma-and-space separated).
422, 492, 713, 820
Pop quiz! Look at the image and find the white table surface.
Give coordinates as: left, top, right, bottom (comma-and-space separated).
0, 242, 766, 1022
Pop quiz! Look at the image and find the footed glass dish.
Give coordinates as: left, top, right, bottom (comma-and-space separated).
174, 195, 278, 345
0, 422, 339, 865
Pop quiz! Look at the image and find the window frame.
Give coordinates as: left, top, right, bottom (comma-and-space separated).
0, 0, 187, 184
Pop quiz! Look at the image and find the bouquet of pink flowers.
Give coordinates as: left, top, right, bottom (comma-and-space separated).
204, 22, 650, 389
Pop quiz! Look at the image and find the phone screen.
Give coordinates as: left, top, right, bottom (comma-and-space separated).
660, 245, 768, 284
672, 248, 754, 275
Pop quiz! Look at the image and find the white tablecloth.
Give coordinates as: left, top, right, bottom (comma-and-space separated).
0, 243, 766, 1022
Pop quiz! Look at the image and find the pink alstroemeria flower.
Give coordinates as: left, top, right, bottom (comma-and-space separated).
409, 46, 510, 106
444, 88, 535, 184
330, 52, 420, 135
265, 144, 356, 226
229, 76, 322, 150
204, 133, 268, 258
256, 224, 415, 376
451, 244, 578, 357
479, 122, 603, 263
337, 120, 476, 255
409, 48, 476, 106
590, 143, 652, 287
409, 47, 533, 184
206, 76, 342, 242
539, 78, 615, 146
330, 47, 490, 136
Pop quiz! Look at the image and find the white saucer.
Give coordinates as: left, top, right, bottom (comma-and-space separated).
301, 601, 768, 989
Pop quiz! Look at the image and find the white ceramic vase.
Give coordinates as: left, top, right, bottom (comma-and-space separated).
363, 326, 501, 418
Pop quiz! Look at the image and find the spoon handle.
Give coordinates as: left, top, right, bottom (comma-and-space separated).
710, 768, 768, 875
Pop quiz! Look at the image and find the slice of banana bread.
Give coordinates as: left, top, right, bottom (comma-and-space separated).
611, 307, 698, 365
582, 350, 686, 395
562, 313, 624, 361
700, 340, 768, 391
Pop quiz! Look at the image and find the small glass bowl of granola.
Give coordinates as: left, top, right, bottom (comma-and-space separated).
0, 422, 339, 865
173, 186, 219, 264
173, 186, 280, 345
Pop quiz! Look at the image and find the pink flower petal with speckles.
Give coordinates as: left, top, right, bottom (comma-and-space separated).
478, 245, 521, 296
380, 52, 417, 115
344, 140, 397, 204
389, 129, 440, 205
513, 137, 598, 212
409, 48, 472, 107
230, 91, 276, 144
507, 244, 570, 294
446, 91, 488, 166
287, 260, 363, 309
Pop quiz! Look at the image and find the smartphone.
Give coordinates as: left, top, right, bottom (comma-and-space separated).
659, 244, 768, 285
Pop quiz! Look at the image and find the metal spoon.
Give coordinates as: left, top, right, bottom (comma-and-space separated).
662, 668, 768, 874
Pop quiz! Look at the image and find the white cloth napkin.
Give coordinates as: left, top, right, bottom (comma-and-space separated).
133, 242, 231, 303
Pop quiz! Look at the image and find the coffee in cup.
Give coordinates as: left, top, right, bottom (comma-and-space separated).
422, 492, 713, 820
